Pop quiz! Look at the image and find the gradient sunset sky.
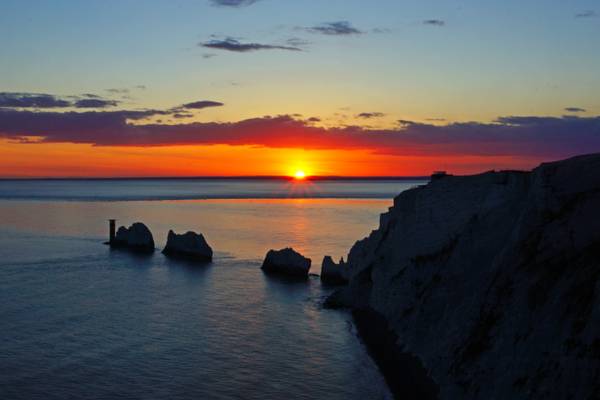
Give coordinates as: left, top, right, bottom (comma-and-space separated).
1, 0, 599, 177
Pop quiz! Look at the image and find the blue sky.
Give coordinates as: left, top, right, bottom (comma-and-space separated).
1, 0, 599, 123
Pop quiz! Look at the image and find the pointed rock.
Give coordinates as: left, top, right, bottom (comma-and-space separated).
321, 256, 348, 285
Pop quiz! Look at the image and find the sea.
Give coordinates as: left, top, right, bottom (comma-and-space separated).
0, 178, 425, 400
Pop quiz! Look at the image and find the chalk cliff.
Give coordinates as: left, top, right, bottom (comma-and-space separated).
328, 154, 600, 399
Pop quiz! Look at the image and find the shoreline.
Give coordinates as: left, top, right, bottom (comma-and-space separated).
352, 309, 438, 400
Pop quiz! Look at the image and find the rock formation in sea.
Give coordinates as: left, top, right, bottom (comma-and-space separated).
321, 256, 348, 285
162, 230, 213, 262
261, 248, 311, 278
111, 222, 155, 253
327, 154, 600, 399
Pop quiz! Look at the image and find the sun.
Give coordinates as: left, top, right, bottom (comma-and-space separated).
293, 170, 307, 180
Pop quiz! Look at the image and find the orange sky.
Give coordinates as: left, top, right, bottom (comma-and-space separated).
0, 139, 538, 178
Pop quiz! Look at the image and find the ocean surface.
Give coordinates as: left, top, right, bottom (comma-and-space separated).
0, 179, 425, 399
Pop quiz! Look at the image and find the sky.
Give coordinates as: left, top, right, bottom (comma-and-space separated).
1, 0, 599, 177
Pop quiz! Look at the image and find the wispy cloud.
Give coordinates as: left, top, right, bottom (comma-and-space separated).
372, 28, 392, 34
172, 113, 194, 119
0, 92, 71, 108
357, 112, 385, 119
209, 0, 259, 7
180, 100, 224, 110
306, 21, 363, 35
106, 88, 130, 94
286, 37, 311, 47
200, 37, 302, 52
565, 107, 586, 113
423, 19, 445, 26
398, 119, 418, 126
0, 92, 119, 109
575, 10, 596, 18
74, 99, 120, 108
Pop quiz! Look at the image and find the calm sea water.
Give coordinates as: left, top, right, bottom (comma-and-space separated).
0, 179, 425, 399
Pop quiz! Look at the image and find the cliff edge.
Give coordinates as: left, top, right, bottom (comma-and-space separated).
329, 154, 600, 399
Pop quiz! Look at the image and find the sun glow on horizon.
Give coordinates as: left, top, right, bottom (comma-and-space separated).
293, 170, 307, 180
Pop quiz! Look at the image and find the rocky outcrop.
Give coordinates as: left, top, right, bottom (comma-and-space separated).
328, 154, 600, 399
111, 222, 155, 253
320, 256, 348, 285
162, 230, 213, 262
261, 248, 311, 278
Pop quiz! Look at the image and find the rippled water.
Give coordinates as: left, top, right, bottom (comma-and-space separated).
0, 178, 424, 201
0, 180, 425, 399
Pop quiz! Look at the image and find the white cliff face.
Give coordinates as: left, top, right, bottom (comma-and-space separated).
333, 154, 600, 399
162, 230, 213, 262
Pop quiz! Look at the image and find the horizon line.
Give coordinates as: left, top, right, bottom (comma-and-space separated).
0, 175, 431, 181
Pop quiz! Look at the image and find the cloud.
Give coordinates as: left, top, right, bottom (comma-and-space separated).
575, 10, 596, 18
209, 0, 259, 7
423, 19, 445, 26
372, 28, 392, 34
172, 113, 194, 119
0, 92, 121, 109
286, 37, 311, 47
357, 112, 385, 119
200, 37, 302, 52
306, 21, 363, 35
180, 100, 224, 109
106, 88, 130, 94
202, 53, 217, 59
74, 99, 120, 108
565, 107, 586, 113
398, 119, 419, 126
1, 107, 599, 161
0, 92, 71, 108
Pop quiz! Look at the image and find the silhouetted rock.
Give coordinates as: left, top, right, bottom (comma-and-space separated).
327, 153, 600, 399
111, 222, 155, 253
261, 248, 311, 278
320, 256, 348, 285
162, 230, 213, 262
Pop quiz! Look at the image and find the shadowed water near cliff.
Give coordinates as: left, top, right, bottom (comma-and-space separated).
0, 193, 414, 399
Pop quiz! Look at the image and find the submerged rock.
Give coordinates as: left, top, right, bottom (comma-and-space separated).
327, 153, 600, 399
261, 248, 311, 278
111, 222, 155, 253
162, 230, 213, 262
320, 256, 348, 285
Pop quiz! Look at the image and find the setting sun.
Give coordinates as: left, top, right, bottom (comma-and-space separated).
294, 170, 307, 180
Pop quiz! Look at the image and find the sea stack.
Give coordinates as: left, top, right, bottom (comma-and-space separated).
162, 230, 213, 262
110, 222, 155, 253
325, 153, 600, 399
320, 256, 348, 285
261, 248, 311, 278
